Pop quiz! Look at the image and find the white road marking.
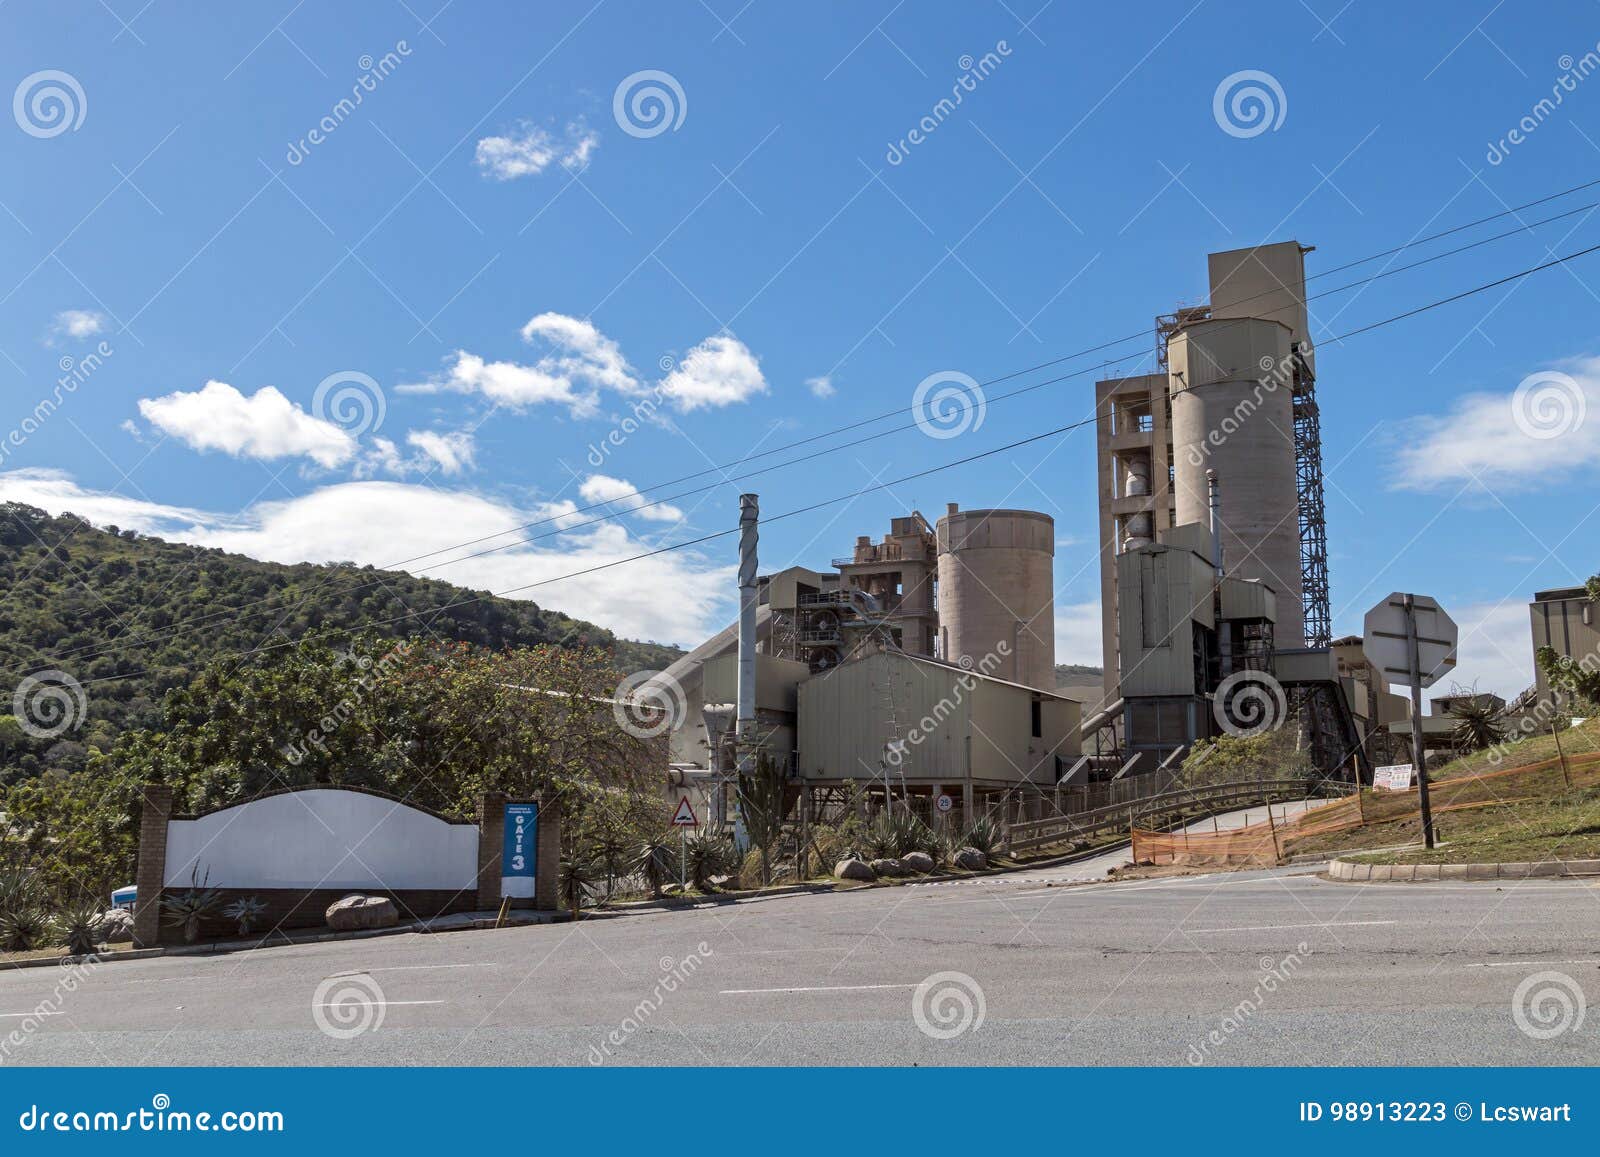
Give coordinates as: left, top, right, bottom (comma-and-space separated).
0, 1011, 60, 1018
1182, 920, 1398, 933
313, 999, 445, 1007
1475, 959, 1600, 968
326, 963, 498, 977
719, 983, 916, 995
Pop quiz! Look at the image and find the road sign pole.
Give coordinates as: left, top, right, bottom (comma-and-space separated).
1404, 594, 1436, 849
679, 827, 687, 891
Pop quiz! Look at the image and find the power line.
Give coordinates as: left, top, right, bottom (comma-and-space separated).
27, 235, 1600, 692
16, 186, 1600, 675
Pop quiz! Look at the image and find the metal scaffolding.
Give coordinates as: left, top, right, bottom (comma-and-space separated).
1292, 344, 1331, 649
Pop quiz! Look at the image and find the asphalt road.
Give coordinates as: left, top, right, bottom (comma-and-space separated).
6, 834, 1600, 1066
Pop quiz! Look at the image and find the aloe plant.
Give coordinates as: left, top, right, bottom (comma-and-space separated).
160, 868, 222, 943
0, 905, 48, 953
54, 901, 103, 958
222, 895, 268, 936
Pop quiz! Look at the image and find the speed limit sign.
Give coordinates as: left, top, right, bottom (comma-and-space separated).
935, 793, 953, 814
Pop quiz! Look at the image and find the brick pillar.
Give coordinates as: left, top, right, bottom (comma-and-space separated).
132, 784, 173, 948
534, 793, 561, 912
476, 791, 508, 911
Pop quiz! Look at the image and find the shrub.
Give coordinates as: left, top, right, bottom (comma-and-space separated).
54, 900, 103, 957
161, 871, 223, 943
961, 814, 1005, 858
222, 896, 268, 936
684, 831, 735, 890
0, 905, 48, 952
632, 834, 679, 898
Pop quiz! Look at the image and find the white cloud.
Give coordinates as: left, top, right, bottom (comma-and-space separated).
1054, 600, 1103, 668
1446, 599, 1536, 702
406, 429, 476, 475
578, 473, 683, 522
402, 313, 640, 419
475, 120, 599, 180
0, 469, 729, 647
137, 381, 356, 468
48, 309, 107, 342
807, 375, 836, 399
1394, 357, 1600, 491
660, 334, 768, 412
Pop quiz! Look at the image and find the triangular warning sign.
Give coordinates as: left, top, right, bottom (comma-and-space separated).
671, 795, 699, 826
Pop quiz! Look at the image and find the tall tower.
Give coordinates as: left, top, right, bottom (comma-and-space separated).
935, 505, 1056, 690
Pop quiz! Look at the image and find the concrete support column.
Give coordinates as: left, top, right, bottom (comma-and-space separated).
132, 784, 173, 948
534, 793, 562, 912
476, 791, 508, 911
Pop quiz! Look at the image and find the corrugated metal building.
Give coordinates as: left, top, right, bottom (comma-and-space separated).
796, 650, 1081, 789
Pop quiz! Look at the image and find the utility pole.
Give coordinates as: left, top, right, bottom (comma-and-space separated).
733, 493, 759, 853
1404, 594, 1436, 849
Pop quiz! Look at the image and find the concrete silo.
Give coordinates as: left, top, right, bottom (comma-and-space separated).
935, 505, 1055, 690
1167, 315, 1304, 645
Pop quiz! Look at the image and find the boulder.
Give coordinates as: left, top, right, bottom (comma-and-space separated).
833, 858, 876, 882
954, 846, 987, 871
901, 851, 935, 874
325, 894, 399, 931
869, 858, 907, 878
92, 908, 134, 942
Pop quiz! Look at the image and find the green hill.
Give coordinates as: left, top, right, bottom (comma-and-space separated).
0, 502, 682, 783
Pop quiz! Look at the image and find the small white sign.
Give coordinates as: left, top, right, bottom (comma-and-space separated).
935, 793, 954, 814
1373, 764, 1415, 791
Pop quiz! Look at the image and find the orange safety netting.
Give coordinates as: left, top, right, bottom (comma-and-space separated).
1130, 746, 1600, 868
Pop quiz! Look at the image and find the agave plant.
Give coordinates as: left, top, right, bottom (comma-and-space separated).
1450, 697, 1506, 753
632, 834, 679, 898
0, 905, 48, 953
560, 855, 603, 920
160, 869, 223, 943
222, 895, 268, 937
683, 831, 734, 891
54, 900, 103, 958
0, 865, 42, 917
961, 813, 1005, 858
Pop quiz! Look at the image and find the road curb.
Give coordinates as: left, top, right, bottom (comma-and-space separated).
1328, 856, 1600, 882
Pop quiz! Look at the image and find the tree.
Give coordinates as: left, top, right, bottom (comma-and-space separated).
737, 752, 788, 885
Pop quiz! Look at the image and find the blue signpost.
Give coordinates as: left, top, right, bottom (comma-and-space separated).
501, 803, 537, 899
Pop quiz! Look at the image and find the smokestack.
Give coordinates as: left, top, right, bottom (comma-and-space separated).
733, 493, 758, 851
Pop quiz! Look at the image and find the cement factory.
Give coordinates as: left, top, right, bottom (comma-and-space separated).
643, 241, 1473, 828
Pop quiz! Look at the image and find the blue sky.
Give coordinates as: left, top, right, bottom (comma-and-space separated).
3, 0, 1599, 697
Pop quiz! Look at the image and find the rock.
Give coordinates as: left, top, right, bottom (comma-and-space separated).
325, 894, 398, 931
92, 908, 134, 942
901, 851, 935, 874
954, 846, 987, 871
869, 858, 907, 878
833, 858, 876, 882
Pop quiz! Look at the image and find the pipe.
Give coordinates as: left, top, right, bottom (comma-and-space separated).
1206, 469, 1224, 580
